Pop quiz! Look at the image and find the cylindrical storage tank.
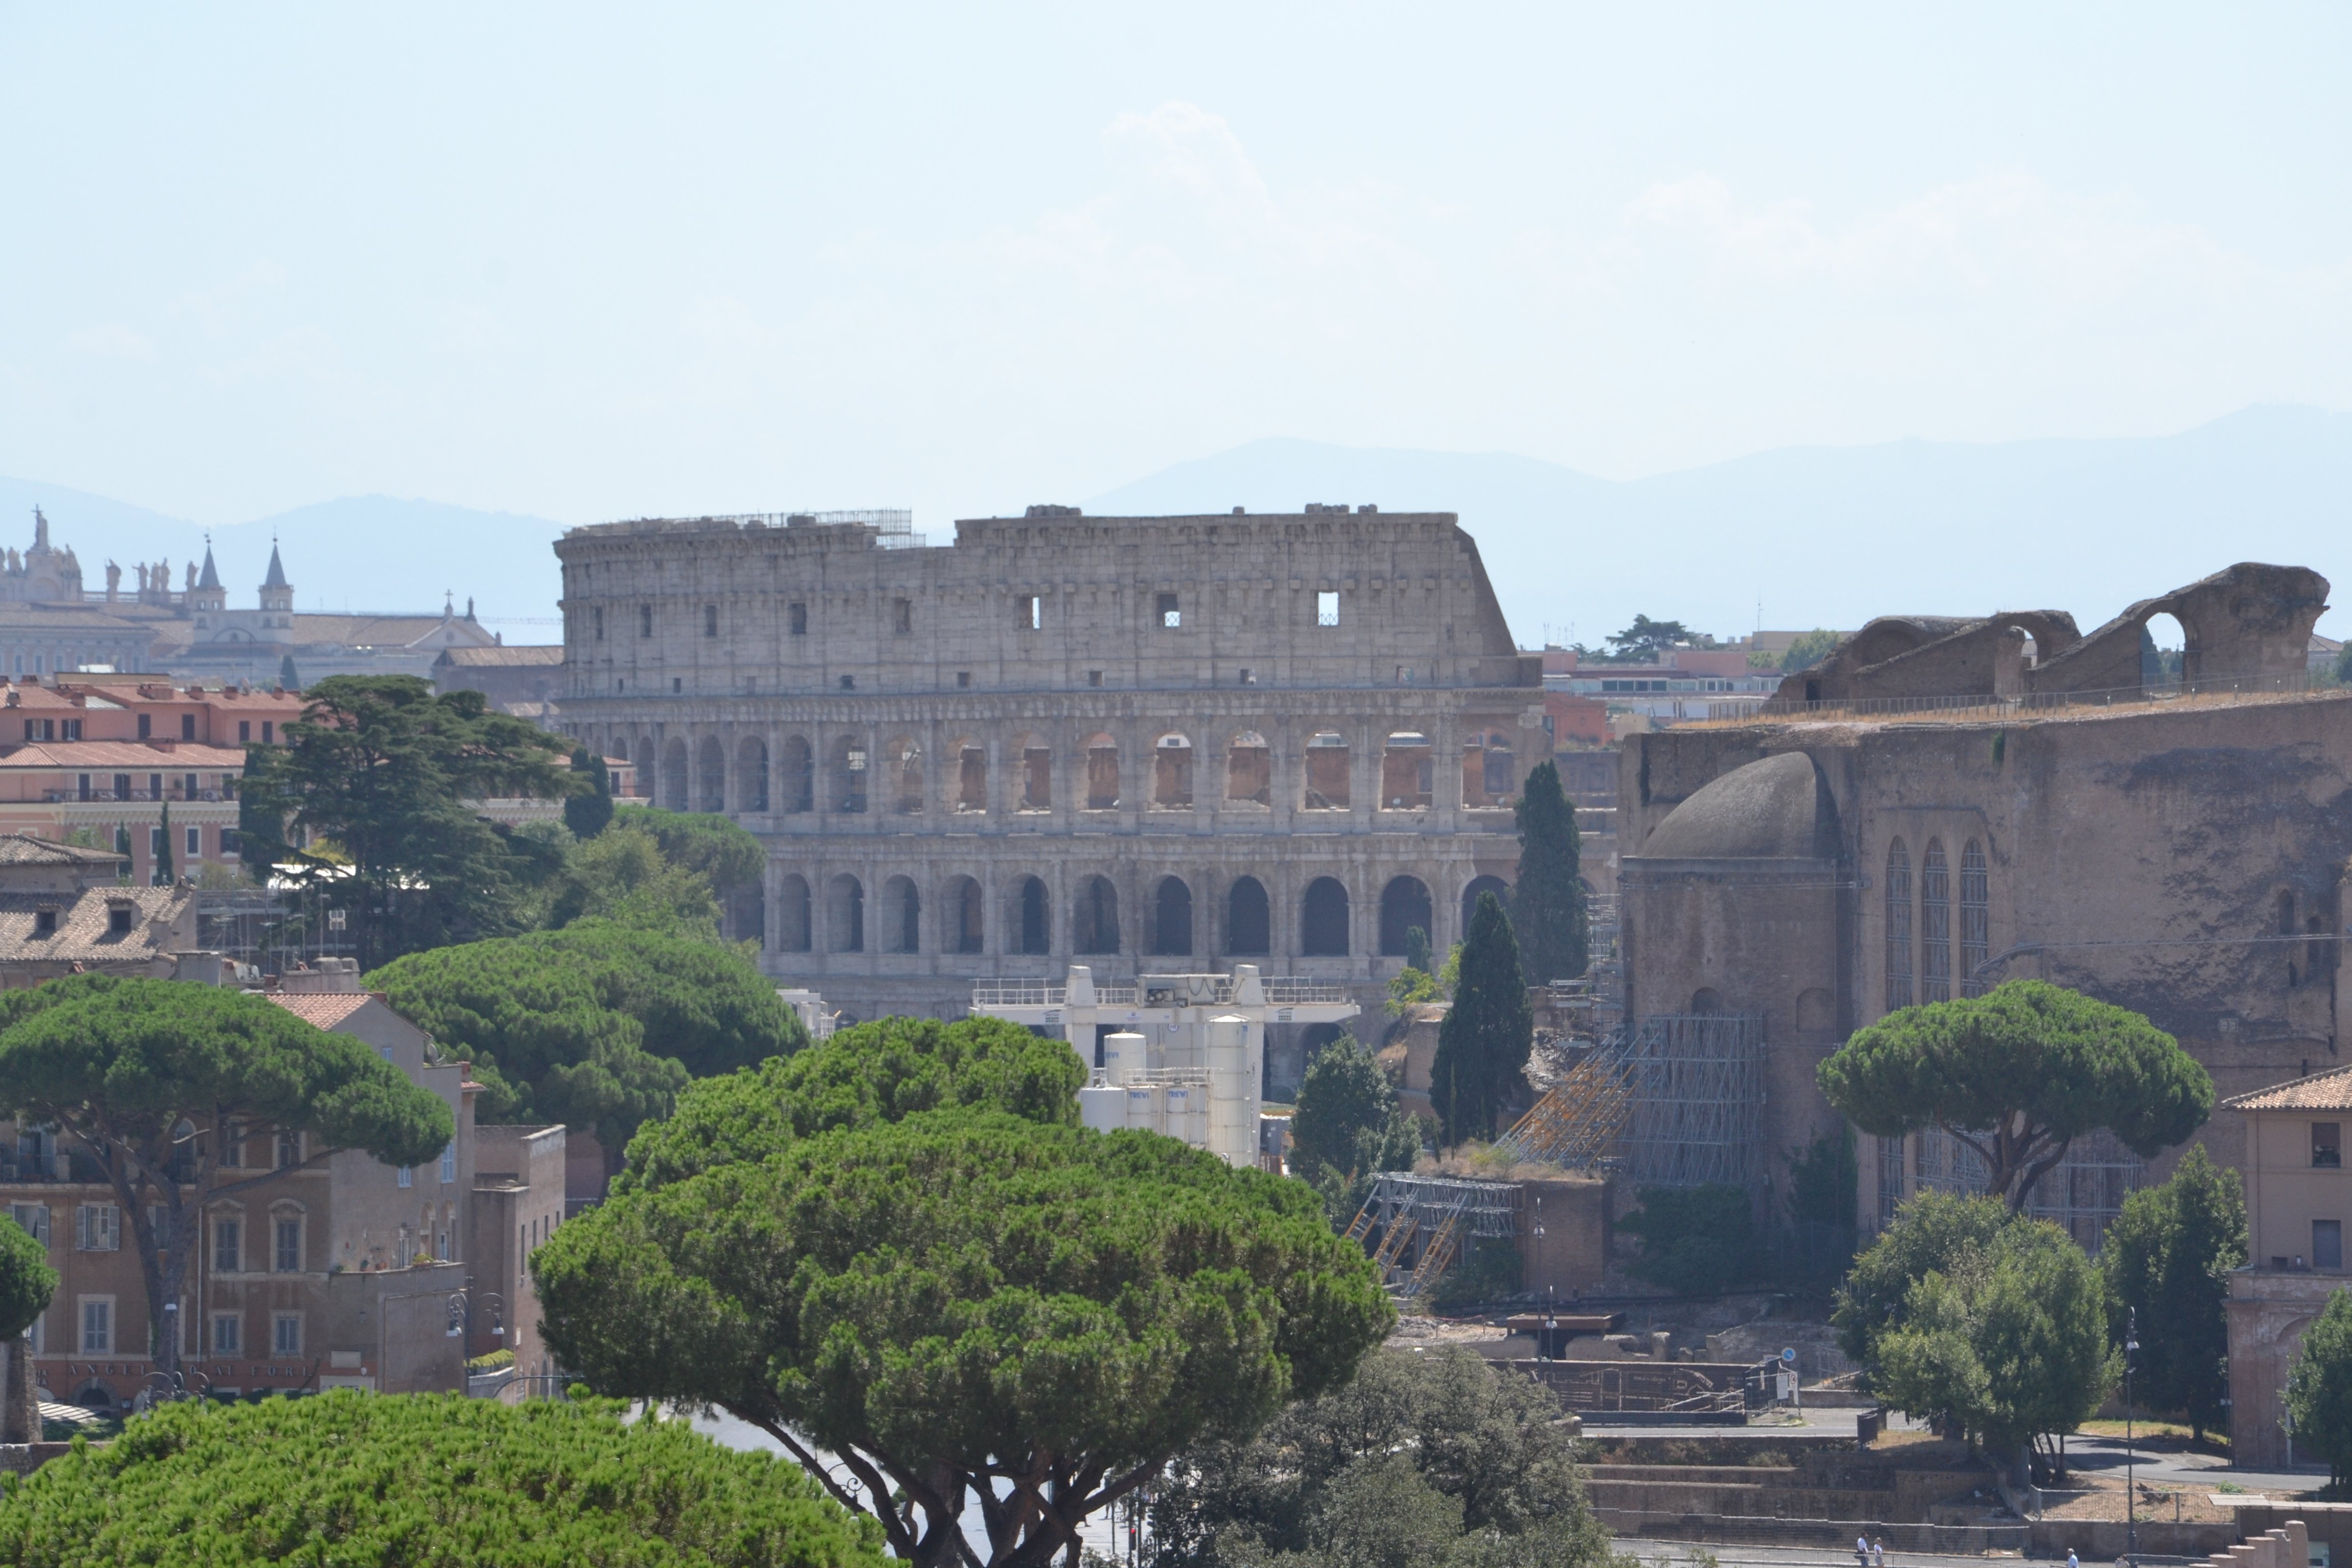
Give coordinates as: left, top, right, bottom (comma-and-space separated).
1165, 1083, 1207, 1149
1205, 1016, 1252, 1167
1102, 1031, 1148, 1088
1125, 1082, 1165, 1136
1079, 1082, 1126, 1135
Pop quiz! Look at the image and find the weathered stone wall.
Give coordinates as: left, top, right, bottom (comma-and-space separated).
1624, 688, 2352, 1211
551, 509, 1550, 1037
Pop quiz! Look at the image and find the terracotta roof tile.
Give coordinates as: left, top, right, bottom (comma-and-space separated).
0, 885, 191, 964
2225, 1066, 2352, 1112
0, 834, 124, 867
0, 742, 248, 768
265, 993, 376, 1030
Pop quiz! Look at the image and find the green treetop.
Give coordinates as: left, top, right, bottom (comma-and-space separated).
0, 976, 451, 1378
533, 1112, 1392, 1568
0, 1390, 889, 1567
1831, 1190, 2014, 1371
368, 920, 808, 1147
2101, 1145, 2246, 1441
1428, 892, 1533, 1146
565, 746, 616, 840
1511, 760, 1588, 984
2287, 1287, 2352, 1489
0, 1213, 56, 1444
1817, 980, 2213, 1212
1288, 1034, 1421, 1224
236, 675, 576, 966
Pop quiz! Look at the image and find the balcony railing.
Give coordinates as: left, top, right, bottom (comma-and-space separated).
969, 976, 1354, 1009
46, 788, 228, 804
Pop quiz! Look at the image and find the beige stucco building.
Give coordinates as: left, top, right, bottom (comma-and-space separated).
548, 506, 1559, 1088
2225, 1069, 2352, 1466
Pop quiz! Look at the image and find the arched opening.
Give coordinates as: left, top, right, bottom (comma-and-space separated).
1226, 876, 1271, 955
1012, 875, 1050, 954
1380, 732, 1433, 811
1148, 876, 1194, 956
1301, 877, 1350, 956
737, 737, 769, 814
1073, 875, 1120, 954
944, 875, 984, 954
954, 740, 987, 813
832, 737, 867, 814
697, 736, 726, 813
1460, 875, 1508, 938
779, 736, 814, 813
1463, 730, 1515, 808
730, 880, 766, 948
662, 738, 689, 811
1017, 734, 1052, 813
1083, 734, 1120, 811
1303, 730, 1350, 811
1378, 876, 1434, 957
2142, 611, 2187, 690
1691, 988, 1724, 1014
885, 738, 923, 815
1959, 840, 1990, 995
1884, 839, 1914, 1012
631, 737, 654, 798
880, 875, 921, 953
1920, 839, 1951, 1002
1152, 735, 1193, 810
1226, 731, 1271, 807
776, 874, 812, 952
827, 874, 865, 953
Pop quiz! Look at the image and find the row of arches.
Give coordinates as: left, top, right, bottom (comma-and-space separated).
1883, 837, 1991, 1013
626, 727, 1524, 819
767, 870, 1511, 958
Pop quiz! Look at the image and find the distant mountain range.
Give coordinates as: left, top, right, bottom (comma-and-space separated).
1088, 404, 2352, 646
4, 403, 2345, 650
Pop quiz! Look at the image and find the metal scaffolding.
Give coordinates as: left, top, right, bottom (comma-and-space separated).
1614, 1012, 1766, 1190
1492, 1046, 1635, 1170
1344, 1173, 1523, 1296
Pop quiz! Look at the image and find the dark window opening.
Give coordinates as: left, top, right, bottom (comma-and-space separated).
703, 604, 718, 638
1156, 592, 1181, 629
789, 602, 808, 635
1226, 877, 1270, 955
2317, 1122, 2342, 1169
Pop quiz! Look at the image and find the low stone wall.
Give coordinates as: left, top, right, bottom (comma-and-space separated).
2029, 1518, 2241, 1558
1599, 1508, 2027, 1554
0, 1442, 77, 1476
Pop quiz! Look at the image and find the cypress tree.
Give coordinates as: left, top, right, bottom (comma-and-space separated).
565, 746, 616, 840
1429, 891, 1533, 1146
1511, 760, 1588, 983
156, 800, 175, 886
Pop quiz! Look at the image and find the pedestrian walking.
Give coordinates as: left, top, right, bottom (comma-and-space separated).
1856, 1534, 1871, 1568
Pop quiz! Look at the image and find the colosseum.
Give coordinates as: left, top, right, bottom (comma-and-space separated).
550, 505, 1550, 1080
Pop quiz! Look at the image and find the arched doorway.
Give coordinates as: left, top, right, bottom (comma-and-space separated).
697, 736, 725, 813
880, 876, 920, 953
945, 875, 985, 954
1013, 876, 1050, 955
1073, 876, 1120, 954
1378, 876, 1433, 957
1226, 877, 1270, 956
1301, 877, 1350, 957
775, 874, 812, 952
1149, 876, 1193, 956
827, 874, 864, 952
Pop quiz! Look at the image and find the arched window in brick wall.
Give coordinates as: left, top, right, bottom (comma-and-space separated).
1959, 840, 1989, 996
1083, 736, 1120, 812
1148, 877, 1193, 956
1017, 734, 1051, 813
1073, 876, 1120, 954
1012, 876, 1050, 954
880, 876, 920, 953
1152, 736, 1193, 810
954, 740, 987, 813
1920, 839, 1951, 1003
1303, 731, 1350, 811
944, 876, 984, 954
1225, 732, 1270, 807
1301, 877, 1350, 956
1884, 838, 1914, 1013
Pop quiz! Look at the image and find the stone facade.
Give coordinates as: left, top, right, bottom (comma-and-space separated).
1617, 564, 2349, 1238
550, 507, 1549, 1068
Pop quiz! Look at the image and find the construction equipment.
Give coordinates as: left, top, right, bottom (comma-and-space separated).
1402, 1206, 1465, 1297
1491, 1043, 1635, 1170
1370, 1214, 1419, 1273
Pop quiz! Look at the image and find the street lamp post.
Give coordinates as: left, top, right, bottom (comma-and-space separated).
2125, 1307, 2140, 1568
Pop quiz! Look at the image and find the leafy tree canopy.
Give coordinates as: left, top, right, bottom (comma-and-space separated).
0, 1391, 888, 1567
2287, 1287, 2352, 1489
535, 1111, 1392, 1568
237, 675, 575, 966
1777, 629, 1844, 673
1385, 944, 1459, 1017
1428, 892, 1532, 1146
1146, 1344, 1611, 1568
2103, 1145, 2246, 1441
1620, 1184, 1754, 1296
0, 1215, 55, 1343
0, 975, 451, 1374
369, 920, 807, 1146
1593, 615, 1700, 663
611, 805, 765, 900
1817, 980, 2213, 1211
1288, 1035, 1420, 1226
615, 1014, 1081, 1195
1832, 1190, 2013, 1369
1873, 1215, 2117, 1479
1512, 761, 1589, 984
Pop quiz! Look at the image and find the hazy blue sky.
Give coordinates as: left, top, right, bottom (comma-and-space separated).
3, 4, 2346, 528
